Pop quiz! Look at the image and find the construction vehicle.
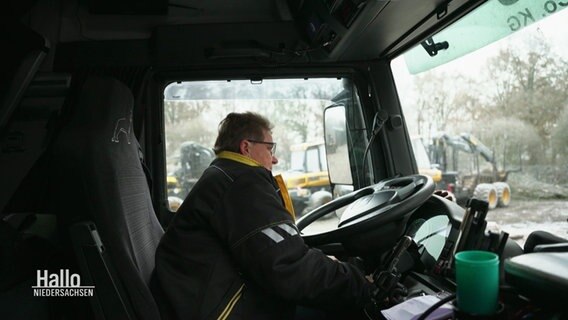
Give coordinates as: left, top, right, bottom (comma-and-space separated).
283, 139, 442, 217
167, 141, 215, 210
282, 142, 331, 216
427, 133, 512, 209
168, 140, 335, 215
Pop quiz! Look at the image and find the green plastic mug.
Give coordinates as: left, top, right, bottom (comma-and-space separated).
455, 250, 499, 315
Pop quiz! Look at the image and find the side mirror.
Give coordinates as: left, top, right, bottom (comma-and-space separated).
323, 105, 352, 185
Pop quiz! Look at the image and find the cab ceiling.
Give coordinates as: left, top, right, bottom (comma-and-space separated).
19, 0, 485, 66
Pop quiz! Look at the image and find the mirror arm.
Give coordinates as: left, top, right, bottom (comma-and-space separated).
420, 37, 449, 57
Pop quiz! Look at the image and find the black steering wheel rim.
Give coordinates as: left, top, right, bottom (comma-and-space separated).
297, 174, 435, 246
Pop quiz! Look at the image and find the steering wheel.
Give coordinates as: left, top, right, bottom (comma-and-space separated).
296, 174, 434, 247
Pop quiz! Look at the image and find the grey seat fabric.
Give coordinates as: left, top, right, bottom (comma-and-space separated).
49, 76, 164, 320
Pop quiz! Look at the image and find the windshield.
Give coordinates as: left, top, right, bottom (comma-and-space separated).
411, 137, 432, 169
393, 0, 568, 247
163, 78, 345, 214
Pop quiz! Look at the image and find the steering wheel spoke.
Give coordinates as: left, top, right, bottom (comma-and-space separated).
297, 174, 434, 251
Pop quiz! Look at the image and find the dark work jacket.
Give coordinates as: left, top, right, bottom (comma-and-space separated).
152, 152, 374, 320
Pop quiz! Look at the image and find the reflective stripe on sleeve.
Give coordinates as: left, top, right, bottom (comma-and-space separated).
261, 228, 285, 243
260, 223, 298, 243
277, 223, 298, 237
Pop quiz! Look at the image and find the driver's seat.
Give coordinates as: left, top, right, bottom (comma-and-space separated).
48, 76, 164, 319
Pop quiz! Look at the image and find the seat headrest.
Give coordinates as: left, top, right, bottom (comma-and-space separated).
69, 76, 134, 146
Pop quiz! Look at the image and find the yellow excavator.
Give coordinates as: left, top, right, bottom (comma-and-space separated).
281, 142, 331, 216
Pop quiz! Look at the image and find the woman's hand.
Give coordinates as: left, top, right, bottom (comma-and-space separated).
433, 189, 456, 202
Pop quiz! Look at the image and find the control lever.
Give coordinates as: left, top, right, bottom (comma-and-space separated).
453, 198, 488, 255
372, 236, 412, 305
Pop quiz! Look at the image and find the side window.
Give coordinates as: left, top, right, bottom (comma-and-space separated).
411, 137, 433, 172
163, 78, 356, 219
392, 1, 568, 246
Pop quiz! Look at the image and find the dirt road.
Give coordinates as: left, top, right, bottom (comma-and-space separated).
486, 200, 568, 245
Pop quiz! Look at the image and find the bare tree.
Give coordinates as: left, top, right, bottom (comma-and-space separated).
486, 40, 568, 139
413, 73, 482, 137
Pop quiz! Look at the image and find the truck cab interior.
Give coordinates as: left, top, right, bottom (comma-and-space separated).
1, 0, 567, 319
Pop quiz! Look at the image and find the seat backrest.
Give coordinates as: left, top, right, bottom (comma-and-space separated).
49, 76, 164, 320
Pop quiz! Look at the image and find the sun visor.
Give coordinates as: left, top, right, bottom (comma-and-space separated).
404, 0, 568, 74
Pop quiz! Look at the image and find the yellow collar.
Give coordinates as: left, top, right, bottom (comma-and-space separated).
216, 151, 295, 220
217, 151, 262, 167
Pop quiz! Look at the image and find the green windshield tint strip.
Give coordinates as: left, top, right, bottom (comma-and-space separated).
404, 0, 568, 74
